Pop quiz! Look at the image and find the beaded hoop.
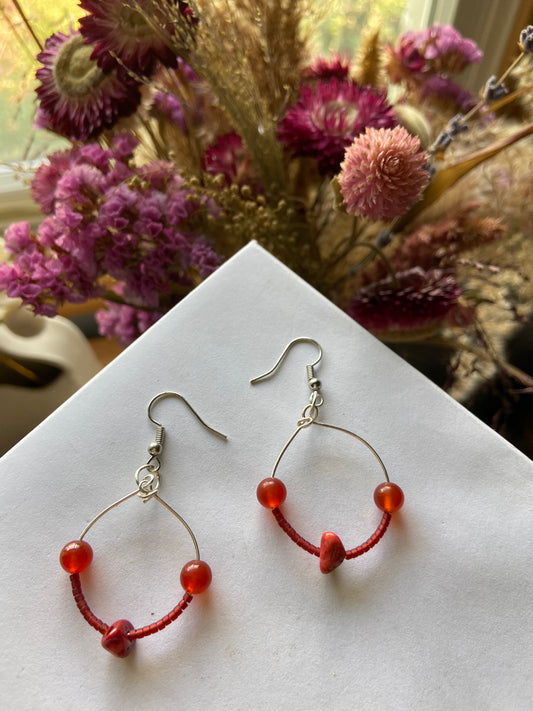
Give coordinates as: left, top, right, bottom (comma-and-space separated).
256, 418, 404, 573
60, 392, 226, 657
252, 338, 404, 574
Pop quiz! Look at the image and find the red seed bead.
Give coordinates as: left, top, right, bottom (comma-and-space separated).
256, 477, 287, 509
374, 482, 404, 513
60, 540, 93, 573
180, 560, 212, 594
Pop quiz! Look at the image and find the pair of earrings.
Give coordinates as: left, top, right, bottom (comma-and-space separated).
60, 338, 404, 657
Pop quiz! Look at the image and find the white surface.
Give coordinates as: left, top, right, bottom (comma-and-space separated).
1, 242, 532, 710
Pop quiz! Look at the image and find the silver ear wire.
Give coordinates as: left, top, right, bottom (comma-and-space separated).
250, 337, 324, 412
147, 392, 228, 458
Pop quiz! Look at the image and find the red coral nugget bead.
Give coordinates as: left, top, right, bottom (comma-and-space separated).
373, 482, 404, 513
257, 477, 287, 509
60, 540, 93, 573
101, 619, 135, 658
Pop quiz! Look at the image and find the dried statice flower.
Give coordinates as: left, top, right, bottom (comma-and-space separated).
0, 134, 223, 334
278, 78, 397, 174
95, 302, 161, 345
79, 0, 191, 77
347, 267, 462, 333
31, 149, 81, 214
34, 30, 141, 141
338, 125, 429, 221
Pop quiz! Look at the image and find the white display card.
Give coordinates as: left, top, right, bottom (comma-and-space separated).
1, 242, 532, 710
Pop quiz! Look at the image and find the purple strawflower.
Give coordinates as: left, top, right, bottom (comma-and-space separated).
387, 23, 482, 83
35, 30, 141, 142
203, 132, 263, 190
79, 0, 194, 77
302, 54, 351, 82
278, 78, 397, 174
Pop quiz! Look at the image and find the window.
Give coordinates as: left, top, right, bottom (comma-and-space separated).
0, 0, 529, 225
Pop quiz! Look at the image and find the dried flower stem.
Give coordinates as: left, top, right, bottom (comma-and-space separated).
10, 0, 43, 51
164, 66, 203, 175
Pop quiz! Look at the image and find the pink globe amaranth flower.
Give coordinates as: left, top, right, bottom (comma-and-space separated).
35, 30, 141, 142
348, 267, 462, 333
338, 125, 429, 222
278, 78, 397, 174
79, 0, 194, 77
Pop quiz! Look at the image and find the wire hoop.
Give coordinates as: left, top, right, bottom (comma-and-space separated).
270, 419, 390, 482
257, 418, 403, 574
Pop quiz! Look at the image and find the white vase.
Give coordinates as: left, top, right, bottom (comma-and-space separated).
0, 304, 101, 455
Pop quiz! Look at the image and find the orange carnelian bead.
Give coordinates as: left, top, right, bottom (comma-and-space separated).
180, 560, 212, 594
374, 482, 404, 513
60, 540, 93, 573
256, 477, 287, 509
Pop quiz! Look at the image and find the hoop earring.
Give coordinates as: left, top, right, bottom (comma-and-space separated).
59, 392, 227, 657
251, 338, 404, 575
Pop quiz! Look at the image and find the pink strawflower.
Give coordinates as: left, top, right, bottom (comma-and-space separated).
35, 30, 141, 141
338, 125, 429, 221
79, 0, 194, 77
278, 78, 397, 174
347, 267, 462, 332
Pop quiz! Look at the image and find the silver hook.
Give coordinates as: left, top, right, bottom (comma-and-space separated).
147, 392, 228, 455
250, 337, 323, 391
